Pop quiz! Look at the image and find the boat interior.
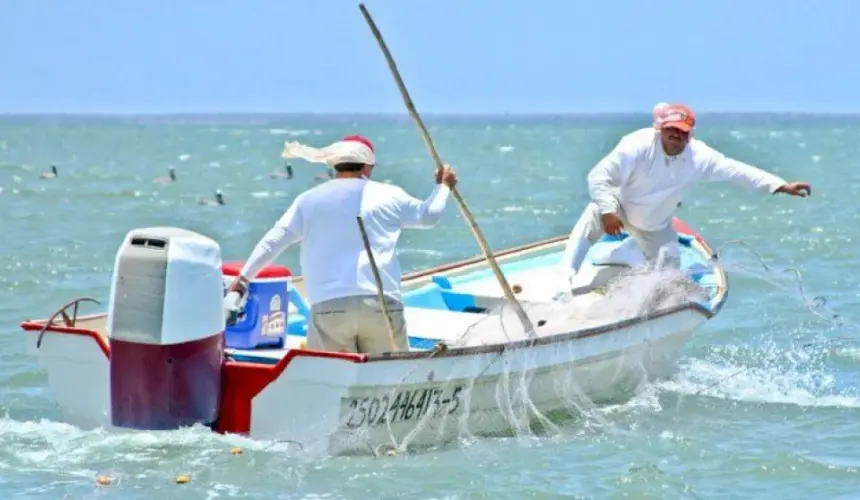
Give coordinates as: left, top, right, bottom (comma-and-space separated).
227, 230, 724, 364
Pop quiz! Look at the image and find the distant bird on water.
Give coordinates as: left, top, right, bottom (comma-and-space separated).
314, 167, 334, 182
271, 163, 294, 180
154, 167, 177, 184
40, 165, 58, 179
198, 190, 225, 206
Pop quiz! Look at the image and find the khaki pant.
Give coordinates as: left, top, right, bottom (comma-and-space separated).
306, 295, 409, 354
561, 201, 679, 273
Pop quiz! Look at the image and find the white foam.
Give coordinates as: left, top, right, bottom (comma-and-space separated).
268, 129, 311, 136
658, 357, 860, 408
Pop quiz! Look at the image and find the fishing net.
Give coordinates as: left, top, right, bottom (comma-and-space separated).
453, 263, 711, 348
328, 252, 717, 457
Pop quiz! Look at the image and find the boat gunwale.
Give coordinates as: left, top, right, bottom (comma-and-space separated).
19, 301, 710, 364
362, 301, 712, 362
19, 316, 370, 368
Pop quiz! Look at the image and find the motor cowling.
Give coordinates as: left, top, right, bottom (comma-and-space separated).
107, 227, 225, 430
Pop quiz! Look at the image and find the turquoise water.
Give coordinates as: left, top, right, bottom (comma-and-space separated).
2, 114, 860, 498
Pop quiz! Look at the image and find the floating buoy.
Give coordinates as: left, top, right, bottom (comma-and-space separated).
230, 447, 243, 455
512, 283, 523, 294
175, 474, 191, 484
374, 444, 398, 457
95, 474, 114, 487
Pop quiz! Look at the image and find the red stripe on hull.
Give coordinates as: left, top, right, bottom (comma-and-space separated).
110, 335, 224, 430
672, 217, 706, 245
216, 349, 367, 435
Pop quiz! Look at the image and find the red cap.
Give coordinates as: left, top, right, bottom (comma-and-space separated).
656, 104, 696, 132
342, 135, 374, 152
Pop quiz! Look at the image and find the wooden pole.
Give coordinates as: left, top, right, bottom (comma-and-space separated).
356, 216, 399, 350
358, 3, 536, 338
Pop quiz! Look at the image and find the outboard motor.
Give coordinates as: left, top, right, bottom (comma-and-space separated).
107, 227, 225, 430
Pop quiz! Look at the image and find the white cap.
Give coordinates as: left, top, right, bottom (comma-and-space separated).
281, 137, 375, 166
653, 102, 670, 118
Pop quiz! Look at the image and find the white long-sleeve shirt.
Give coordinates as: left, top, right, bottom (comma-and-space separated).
239, 178, 451, 306
587, 128, 788, 231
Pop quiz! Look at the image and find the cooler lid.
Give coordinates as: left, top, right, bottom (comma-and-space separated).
222, 261, 292, 278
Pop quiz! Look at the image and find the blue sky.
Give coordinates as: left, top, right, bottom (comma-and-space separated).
0, 0, 857, 114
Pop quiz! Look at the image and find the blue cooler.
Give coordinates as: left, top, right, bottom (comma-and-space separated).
221, 261, 291, 349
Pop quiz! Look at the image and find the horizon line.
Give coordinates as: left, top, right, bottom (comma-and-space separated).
1, 110, 860, 118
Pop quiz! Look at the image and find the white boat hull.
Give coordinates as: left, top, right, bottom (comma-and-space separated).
251, 306, 705, 455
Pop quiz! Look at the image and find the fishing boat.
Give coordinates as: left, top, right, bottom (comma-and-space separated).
20, 217, 726, 456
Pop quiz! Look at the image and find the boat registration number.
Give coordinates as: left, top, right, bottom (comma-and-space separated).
342, 385, 465, 429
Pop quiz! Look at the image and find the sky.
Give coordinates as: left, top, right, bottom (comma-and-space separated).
0, 0, 858, 115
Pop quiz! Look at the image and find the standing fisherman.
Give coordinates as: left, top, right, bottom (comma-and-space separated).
227, 135, 457, 353
561, 103, 811, 277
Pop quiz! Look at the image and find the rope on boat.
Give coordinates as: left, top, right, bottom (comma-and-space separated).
35, 297, 101, 348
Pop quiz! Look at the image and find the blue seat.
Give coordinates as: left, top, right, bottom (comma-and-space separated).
403, 282, 449, 310
431, 276, 483, 312
287, 287, 310, 335
677, 234, 694, 247
601, 231, 693, 247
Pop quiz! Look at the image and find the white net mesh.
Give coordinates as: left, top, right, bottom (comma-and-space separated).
328, 259, 716, 456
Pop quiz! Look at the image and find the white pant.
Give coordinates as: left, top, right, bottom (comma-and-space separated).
561, 201, 679, 274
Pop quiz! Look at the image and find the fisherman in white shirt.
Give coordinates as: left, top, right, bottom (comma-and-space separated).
561, 102, 811, 277
227, 135, 457, 354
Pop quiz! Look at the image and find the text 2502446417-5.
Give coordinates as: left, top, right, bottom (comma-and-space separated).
342, 385, 465, 429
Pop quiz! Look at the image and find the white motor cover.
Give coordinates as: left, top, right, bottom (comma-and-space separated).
107, 227, 225, 345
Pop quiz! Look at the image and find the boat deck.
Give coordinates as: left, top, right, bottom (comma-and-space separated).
226, 306, 487, 363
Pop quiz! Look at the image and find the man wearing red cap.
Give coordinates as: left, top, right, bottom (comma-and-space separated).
561, 102, 811, 278
227, 135, 458, 354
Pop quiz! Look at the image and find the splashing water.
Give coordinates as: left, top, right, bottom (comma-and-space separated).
655, 239, 860, 408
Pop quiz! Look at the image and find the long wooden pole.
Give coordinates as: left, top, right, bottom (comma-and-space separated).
356, 216, 399, 350
358, 3, 536, 338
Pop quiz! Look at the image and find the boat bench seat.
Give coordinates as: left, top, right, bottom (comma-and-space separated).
599, 232, 694, 248
403, 277, 488, 313
402, 306, 486, 344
